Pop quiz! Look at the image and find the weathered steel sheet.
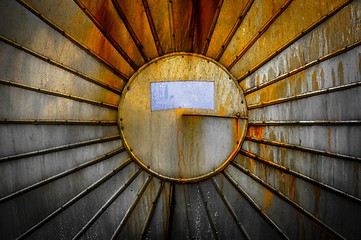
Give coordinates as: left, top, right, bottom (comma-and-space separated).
241, 1, 361, 91
0, 41, 121, 106
0, 140, 122, 198
230, 0, 348, 78
23, 0, 134, 78
0, 154, 131, 240
220, 0, 287, 67
206, 0, 250, 58
77, 0, 145, 68
0, 1, 126, 86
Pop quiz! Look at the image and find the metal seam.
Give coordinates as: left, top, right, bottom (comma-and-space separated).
74, 0, 139, 70
248, 120, 361, 126
0, 119, 117, 125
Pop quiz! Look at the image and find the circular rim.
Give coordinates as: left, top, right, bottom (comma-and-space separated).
118, 52, 248, 183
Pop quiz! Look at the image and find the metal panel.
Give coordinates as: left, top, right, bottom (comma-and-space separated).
0, 153, 130, 240
76, 0, 145, 68
229, 0, 348, 78
0, 41, 120, 105
0, 124, 118, 157
0, 0, 126, 86
206, 0, 250, 58
226, 163, 337, 239
115, 0, 159, 61
219, 0, 287, 67
22, 0, 134, 78
0, 140, 122, 198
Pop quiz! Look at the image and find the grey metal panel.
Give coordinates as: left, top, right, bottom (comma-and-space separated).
225, 163, 336, 239
170, 184, 192, 240
212, 174, 282, 239
0, 125, 118, 157
0, 139, 122, 198
248, 87, 361, 121
233, 152, 361, 240
74, 169, 147, 240
118, 178, 162, 239
144, 182, 170, 239
243, 140, 361, 199
0, 152, 129, 240
26, 160, 138, 240
197, 179, 245, 239
245, 45, 361, 106
0, 41, 120, 106
184, 183, 216, 240
0, 0, 125, 88
0, 85, 117, 120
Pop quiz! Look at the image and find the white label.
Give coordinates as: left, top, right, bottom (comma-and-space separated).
151, 81, 214, 111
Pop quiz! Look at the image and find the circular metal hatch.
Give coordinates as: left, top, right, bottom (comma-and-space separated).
118, 53, 248, 182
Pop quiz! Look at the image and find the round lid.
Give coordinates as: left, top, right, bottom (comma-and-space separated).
118, 53, 248, 182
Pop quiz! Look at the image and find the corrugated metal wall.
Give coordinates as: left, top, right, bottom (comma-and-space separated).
0, 0, 360, 239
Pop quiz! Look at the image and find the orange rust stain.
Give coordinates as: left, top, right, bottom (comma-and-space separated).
247, 126, 265, 140
176, 111, 186, 180
327, 128, 331, 151
331, 68, 336, 86
248, 158, 255, 174
338, 61, 344, 85
261, 190, 273, 212
289, 175, 296, 200
311, 70, 318, 90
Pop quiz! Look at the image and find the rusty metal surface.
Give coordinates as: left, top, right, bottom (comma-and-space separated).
118, 53, 248, 182
0, 0, 360, 239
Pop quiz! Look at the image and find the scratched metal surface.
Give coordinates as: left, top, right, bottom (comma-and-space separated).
0, 0, 360, 239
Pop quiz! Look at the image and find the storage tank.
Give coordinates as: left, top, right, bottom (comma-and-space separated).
0, 0, 360, 239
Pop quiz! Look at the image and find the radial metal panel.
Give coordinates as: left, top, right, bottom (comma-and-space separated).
0, 0, 361, 239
